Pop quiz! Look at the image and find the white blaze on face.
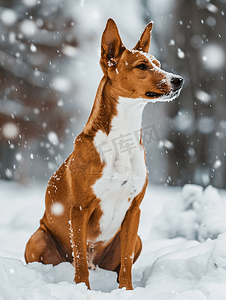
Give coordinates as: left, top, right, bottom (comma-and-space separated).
51, 202, 64, 216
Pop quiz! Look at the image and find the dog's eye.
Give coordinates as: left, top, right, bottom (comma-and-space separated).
137, 64, 149, 70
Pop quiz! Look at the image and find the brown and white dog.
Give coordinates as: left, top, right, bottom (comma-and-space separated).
25, 18, 183, 290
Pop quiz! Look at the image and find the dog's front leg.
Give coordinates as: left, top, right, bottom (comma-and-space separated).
70, 206, 90, 289
119, 204, 141, 290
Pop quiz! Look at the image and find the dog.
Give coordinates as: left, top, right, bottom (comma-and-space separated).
25, 18, 183, 290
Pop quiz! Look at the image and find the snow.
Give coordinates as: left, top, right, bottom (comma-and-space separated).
20, 20, 37, 37
5, 169, 13, 179
206, 16, 216, 27
15, 153, 23, 162
30, 43, 37, 52
153, 184, 226, 244
47, 132, 59, 146
177, 48, 185, 59
51, 77, 71, 93
197, 117, 215, 135
171, 109, 195, 134
22, 0, 38, 7
57, 99, 64, 107
169, 39, 175, 46
195, 90, 212, 104
159, 139, 174, 150
1, 9, 17, 26
206, 3, 219, 14
1, 181, 226, 299
213, 160, 222, 170
62, 45, 78, 58
51, 203, 64, 216
201, 44, 225, 71
2, 122, 19, 139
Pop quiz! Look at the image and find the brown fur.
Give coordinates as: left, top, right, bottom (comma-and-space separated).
25, 18, 182, 290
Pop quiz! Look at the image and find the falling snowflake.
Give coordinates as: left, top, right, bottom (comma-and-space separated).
201, 44, 225, 70
15, 153, 23, 161
51, 202, 64, 216
22, 0, 37, 6
1, 9, 17, 26
177, 48, 185, 59
2, 123, 19, 139
30, 43, 37, 52
20, 20, 37, 37
195, 90, 211, 104
48, 132, 59, 146
51, 77, 71, 93
213, 160, 222, 170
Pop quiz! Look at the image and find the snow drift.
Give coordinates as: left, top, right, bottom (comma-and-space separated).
1, 182, 226, 300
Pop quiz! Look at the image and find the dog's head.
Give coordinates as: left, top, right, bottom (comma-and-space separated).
100, 18, 183, 102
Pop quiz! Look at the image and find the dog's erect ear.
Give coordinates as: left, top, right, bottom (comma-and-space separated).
100, 19, 125, 73
133, 21, 153, 53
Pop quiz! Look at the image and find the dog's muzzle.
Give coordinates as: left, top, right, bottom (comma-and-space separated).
145, 75, 183, 99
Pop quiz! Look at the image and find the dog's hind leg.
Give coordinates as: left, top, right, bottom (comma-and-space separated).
94, 232, 142, 279
25, 226, 72, 266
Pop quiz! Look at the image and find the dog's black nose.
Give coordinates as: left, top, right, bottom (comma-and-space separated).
171, 76, 183, 90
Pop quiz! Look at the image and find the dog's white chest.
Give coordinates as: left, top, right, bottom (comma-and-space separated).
91, 97, 148, 242
92, 130, 147, 242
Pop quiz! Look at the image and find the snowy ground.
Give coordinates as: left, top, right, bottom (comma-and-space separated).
1, 181, 226, 300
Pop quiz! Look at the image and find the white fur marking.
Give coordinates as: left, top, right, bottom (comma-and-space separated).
92, 97, 147, 242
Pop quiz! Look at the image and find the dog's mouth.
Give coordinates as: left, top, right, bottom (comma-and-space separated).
145, 75, 183, 101
145, 92, 163, 98
145, 88, 182, 102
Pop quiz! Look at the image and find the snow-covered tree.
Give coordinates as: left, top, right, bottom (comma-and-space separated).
165, 0, 226, 188
0, 0, 77, 182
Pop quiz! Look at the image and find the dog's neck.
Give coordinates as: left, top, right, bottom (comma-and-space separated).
110, 97, 146, 138
84, 76, 147, 141
84, 76, 117, 136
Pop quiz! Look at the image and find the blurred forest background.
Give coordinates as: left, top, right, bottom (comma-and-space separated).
0, 0, 226, 188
